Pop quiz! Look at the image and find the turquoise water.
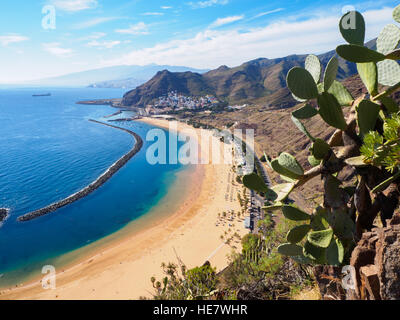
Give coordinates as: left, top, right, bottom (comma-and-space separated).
0, 88, 186, 287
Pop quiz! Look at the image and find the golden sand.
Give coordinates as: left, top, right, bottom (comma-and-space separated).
0, 118, 248, 300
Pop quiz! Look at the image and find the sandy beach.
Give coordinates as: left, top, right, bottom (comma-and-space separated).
0, 117, 248, 300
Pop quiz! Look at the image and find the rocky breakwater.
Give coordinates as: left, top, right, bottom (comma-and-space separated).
0, 208, 9, 223
18, 120, 143, 222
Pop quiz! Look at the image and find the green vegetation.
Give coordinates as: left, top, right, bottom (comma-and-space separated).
150, 262, 218, 300
150, 6, 400, 300
361, 114, 400, 174
243, 7, 400, 266
150, 216, 314, 300
220, 217, 314, 300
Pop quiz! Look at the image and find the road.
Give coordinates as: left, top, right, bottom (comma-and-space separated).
233, 133, 272, 234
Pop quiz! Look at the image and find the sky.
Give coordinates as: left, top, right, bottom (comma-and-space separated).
0, 0, 399, 83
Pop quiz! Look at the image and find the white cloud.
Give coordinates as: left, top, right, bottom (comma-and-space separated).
252, 8, 285, 20
210, 15, 244, 28
73, 17, 119, 29
42, 42, 73, 57
142, 12, 164, 16
188, 0, 229, 9
115, 22, 149, 35
0, 35, 29, 46
87, 40, 121, 49
101, 7, 394, 70
161, 6, 172, 9
50, 0, 98, 12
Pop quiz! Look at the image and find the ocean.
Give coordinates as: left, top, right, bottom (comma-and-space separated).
0, 87, 188, 287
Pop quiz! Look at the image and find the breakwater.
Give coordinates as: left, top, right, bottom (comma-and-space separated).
18, 120, 143, 222
0, 208, 9, 223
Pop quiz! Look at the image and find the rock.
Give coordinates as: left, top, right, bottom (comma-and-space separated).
348, 212, 400, 300
313, 266, 346, 300
314, 212, 400, 300
375, 223, 400, 300
360, 265, 380, 300
349, 232, 376, 298
0, 208, 9, 223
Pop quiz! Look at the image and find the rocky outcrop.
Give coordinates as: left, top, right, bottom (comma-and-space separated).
313, 212, 400, 300
0, 208, 9, 223
313, 266, 347, 300
17, 120, 143, 222
349, 212, 400, 300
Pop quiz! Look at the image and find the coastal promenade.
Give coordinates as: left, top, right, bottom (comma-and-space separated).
17, 120, 143, 222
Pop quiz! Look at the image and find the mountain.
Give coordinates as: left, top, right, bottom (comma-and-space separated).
88, 78, 145, 89
121, 70, 212, 107
22, 65, 209, 88
122, 39, 376, 109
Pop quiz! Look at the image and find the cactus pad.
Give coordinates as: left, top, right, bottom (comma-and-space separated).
328, 80, 353, 106
271, 183, 294, 202
291, 116, 315, 141
307, 229, 334, 248
282, 205, 311, 221
377, 24, 400, 54
243, 173, 273, 194
287, 67, 319, 100
339, 11, 365, 45
305, 54, 321, 84
287, 224, 311, 244
326, 238, 344, 265
277, 243, 304, 257
393, 4, 400, 23
380, 96, 399, 113
311, 138, 330, 160
324, 56, 339, 91
292, 104, 318, 119
328, 209, 355, 241
303, 241, 325, 262
336, 44, 386, 63
318, 92, 347, 130
377, 59, 400, 86
308, 155, 321, 167
356, 100, 381, 136
357, 62, 378, 96
277, 152, 304, 177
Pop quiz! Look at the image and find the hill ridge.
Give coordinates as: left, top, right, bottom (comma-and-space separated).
122, 39, 376, 109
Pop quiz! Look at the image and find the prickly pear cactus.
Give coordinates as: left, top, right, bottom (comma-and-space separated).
243, 8, 400, 266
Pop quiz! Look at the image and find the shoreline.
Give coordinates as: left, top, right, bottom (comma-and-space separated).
17, 120, 143, 222
1, 118, 247, 300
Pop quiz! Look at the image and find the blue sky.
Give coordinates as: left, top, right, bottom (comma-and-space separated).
0, 0, 399, 82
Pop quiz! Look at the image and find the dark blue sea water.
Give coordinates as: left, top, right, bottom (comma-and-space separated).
0, 88, 186, 287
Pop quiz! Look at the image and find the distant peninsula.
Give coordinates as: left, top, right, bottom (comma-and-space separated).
77, 98, 122, 108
